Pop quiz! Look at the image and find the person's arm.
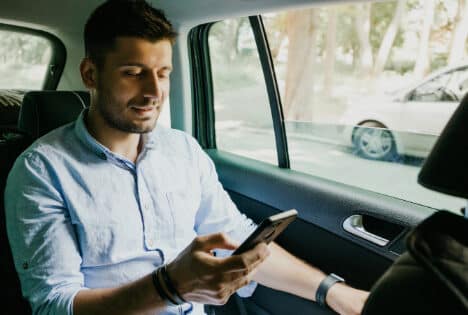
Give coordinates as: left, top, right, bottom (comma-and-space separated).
6, 151, 269, 315
253, 243, 369, 315
74, 233, 270, 315
189, 137, 369, 313
5, 152, 86, 315
73, 275, 166, 315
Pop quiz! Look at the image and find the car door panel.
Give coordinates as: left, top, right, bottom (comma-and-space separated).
207, 150, 436, 314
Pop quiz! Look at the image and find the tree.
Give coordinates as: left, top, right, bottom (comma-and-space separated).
354, 3, 373, 76
448, 0, 468, 65
323, 7, 338, 96
414, 0, 436, 78
283, 8, 318, 120
372, 0, 406, 76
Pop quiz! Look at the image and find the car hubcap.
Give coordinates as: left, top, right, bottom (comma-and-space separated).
359, 128, 392, 159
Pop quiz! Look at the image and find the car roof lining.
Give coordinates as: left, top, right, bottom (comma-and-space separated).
1, 0, 359, 33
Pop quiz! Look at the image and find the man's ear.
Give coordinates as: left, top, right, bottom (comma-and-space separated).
80, 58, 98, 88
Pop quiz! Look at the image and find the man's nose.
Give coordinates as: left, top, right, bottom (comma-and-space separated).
143, 72, 162, 101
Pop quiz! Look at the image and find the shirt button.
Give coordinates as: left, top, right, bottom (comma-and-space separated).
144, 203, 150, 210
147, 239, 155, 248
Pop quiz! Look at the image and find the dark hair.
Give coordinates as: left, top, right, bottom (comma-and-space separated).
84, 0, 178, 67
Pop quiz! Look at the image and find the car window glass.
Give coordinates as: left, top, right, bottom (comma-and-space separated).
0, 29, 52, 89
206, 0, 467, 213
208, 17, 277, 165
412, 72, 453, 101
448, 68, 468, 98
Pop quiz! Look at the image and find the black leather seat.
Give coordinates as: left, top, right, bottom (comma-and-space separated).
1, 90, 89, 315
18, 90, 89, 140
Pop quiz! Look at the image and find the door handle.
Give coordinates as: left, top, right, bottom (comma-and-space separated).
342, 215, 389, 246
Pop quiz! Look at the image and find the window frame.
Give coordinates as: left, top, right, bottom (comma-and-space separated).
189, 15, 290, 168
0, 23, 66, 90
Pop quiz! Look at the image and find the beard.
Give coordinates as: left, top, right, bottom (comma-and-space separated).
95, 83, 158, 134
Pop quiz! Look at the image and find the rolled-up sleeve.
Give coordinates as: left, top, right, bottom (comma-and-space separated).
5, 151, 85, 315
191, 141, 258, 297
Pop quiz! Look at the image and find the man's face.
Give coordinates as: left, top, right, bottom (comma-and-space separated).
86, 37, 173, 133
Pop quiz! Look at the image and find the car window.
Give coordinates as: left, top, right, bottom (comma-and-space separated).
203, 0, 467, 213
448, 68, 468, 98
412, 72, 454, 102
0, 29, 53, 89
208, 17, 277, 165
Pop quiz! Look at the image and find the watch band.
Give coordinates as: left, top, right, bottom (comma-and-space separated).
316, 273, 345, 307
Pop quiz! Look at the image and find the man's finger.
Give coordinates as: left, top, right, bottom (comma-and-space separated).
195, 233, 239, 251
219, 242, 270, 272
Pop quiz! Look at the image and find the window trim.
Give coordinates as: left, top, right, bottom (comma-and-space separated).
188, 22, 216, 149
248, 16, 290, 168
0, 23, 66, 90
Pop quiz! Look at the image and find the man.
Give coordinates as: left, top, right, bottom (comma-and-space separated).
4, 1, 369, 314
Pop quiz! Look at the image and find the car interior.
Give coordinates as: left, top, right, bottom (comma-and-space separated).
1, 0, 467, 314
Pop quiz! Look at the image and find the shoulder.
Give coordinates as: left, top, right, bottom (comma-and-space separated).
12, 122, 76, 174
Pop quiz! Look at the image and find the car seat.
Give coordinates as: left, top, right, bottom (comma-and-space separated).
1, 90, 89, 314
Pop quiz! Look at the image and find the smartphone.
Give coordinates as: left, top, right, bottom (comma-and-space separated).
232, 209, 298, 255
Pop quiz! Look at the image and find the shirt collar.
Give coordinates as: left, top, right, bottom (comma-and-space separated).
74, 108, 159, 160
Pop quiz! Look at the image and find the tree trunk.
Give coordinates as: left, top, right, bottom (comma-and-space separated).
323, 7, 338, 97
354, 3, 373, 77
373, 0, 406, 76
413, 0, 436, 78
448, 0, 468, 66
283, 9, 318, 121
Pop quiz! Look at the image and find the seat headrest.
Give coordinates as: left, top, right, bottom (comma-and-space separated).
18, 91, 89, 139
418, 93, 468, 200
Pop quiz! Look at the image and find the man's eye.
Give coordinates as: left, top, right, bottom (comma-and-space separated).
124, 70, 141, 76
159, 72, 171, 79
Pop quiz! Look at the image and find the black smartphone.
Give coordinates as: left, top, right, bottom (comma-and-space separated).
232, 209, 298, 255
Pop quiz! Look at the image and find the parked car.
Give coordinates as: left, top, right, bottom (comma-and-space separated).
340, 63, 468, 160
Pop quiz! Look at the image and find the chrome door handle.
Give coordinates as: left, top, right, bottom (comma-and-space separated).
342, 215, 389, 246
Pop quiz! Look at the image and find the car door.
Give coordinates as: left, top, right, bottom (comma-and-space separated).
186, 2, 466, 314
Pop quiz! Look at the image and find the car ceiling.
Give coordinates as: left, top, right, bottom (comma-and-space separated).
0, 0, 356, 34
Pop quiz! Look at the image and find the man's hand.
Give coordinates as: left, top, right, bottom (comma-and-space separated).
166, 233, 270, 305
326, 282, 369, 315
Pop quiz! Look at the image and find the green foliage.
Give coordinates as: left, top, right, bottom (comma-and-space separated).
370, 1, 405, 54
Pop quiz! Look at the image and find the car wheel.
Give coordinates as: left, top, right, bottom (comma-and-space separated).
352, 122, 398, 161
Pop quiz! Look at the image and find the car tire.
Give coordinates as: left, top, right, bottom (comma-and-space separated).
352, 121, 398, 161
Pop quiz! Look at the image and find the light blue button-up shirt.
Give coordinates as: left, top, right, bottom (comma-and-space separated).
5, 109, 257, 315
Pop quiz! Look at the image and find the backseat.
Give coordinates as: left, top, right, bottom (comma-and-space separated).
0, 89, 26, 132
1, 90, 89, 314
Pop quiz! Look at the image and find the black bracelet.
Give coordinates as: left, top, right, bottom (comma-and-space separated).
316, 273, 345, 307
159, 264, 187, 305
151, 268, 178, 306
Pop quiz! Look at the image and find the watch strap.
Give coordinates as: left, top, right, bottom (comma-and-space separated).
316, 273, 345, 307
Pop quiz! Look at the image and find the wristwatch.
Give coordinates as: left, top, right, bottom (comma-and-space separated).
316, 273, 345, 307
